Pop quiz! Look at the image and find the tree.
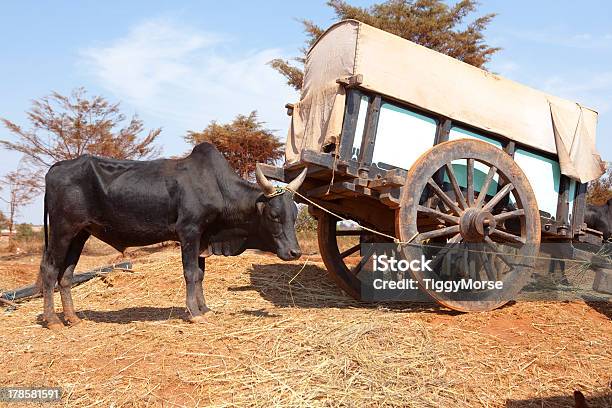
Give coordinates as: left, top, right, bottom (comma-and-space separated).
185, 111, 284, 179
1, 87, 162, 184
0, 211, 8, 230
270, 0, 499, 90
587, 165, 612, 205
15, 223, 35, 241
295, 205, 317, 232
0, 164, 39, 249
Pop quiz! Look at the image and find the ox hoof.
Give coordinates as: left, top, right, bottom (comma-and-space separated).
46, 321, 65, 331
65, 315, 82, 326
43, 314, 65, 330
189, 315, 208, 324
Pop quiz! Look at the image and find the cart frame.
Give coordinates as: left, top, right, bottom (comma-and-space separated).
263, 84, 601, 246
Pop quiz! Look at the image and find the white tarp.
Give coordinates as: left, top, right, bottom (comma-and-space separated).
285, 20, 605, 183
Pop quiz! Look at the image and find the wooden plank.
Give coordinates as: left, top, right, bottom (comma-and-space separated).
359, 95, 381, 173
338, 89, 362, 161
368, 169, 407, 190
573, 226, 604, 245
258, 163, 286, 182
354, 178, 369, 187
593, 267, 612, 294
504, 140, 516, 157
379, 187, 401, 208
556, 176, 570, 232
336, 74, 363, 88
434, 118, 451, 145
306, 183, 350, 200
1, 261, 133, 302
307, 197, 396, 235
285, 103, 294, 116
306, 182, 374, 201
298, 149, 363, 180
301, 149, 334, 167
572, 182, 588, 236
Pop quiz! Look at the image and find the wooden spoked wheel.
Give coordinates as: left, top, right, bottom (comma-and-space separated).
397, 139, 541, 311
317, 212, 391, 300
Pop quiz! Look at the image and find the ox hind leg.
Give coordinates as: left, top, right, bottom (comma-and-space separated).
40, 228, 75, 329
57, 230, 90, 326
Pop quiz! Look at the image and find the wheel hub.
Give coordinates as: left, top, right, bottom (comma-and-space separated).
459, 208, 496, 242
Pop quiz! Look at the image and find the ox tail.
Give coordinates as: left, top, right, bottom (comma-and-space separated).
36, 190, 48, 294
43, 190, 48, 251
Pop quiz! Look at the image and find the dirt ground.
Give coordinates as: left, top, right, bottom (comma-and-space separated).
0, 244, 610, 407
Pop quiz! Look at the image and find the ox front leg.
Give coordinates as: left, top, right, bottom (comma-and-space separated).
197, 256, 211, 314
180, 233, 207, 323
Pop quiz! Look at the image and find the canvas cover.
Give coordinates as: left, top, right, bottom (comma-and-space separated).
285, 20, 605, 183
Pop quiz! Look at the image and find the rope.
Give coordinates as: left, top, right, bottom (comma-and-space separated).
281, 186, 609, 266
284, 186, 418, 245
326, 143, 340, 195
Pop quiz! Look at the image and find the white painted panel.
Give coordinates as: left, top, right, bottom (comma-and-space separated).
448, 127, 503, 149
371, 103, 437, 170
514, 149, 561, 218
351, 96, 370, 161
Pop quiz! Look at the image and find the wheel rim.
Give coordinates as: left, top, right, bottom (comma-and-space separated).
317, 213, 391, 300
398, 139, 541, 311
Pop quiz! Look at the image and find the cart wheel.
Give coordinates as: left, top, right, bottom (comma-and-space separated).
317, 212, 391, 300
397, 139, 541, 311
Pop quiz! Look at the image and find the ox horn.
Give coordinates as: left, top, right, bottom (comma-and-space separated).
255, 163, 277, 197
287, 167, 307, 192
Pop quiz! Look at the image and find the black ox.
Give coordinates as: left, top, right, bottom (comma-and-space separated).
38, 142, 306, 329
584, 198, 612, 241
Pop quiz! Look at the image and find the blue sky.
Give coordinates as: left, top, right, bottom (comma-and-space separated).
1, 1, 610, 223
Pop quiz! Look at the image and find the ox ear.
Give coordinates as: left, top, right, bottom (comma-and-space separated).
255, 163, 277, 197
286, 167, 307, 192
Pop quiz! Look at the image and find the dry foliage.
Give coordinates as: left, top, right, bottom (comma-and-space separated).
587, 165, 612, 205
271, 0, 500, 90
1, 87, 161, 182
185, 111, 283, 179
0, 163, 39, 249
1, 248, 610, 407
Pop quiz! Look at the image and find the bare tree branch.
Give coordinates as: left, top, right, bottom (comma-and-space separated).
0, 87, 162, 186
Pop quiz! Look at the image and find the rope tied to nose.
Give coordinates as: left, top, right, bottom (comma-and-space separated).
282, 186, 418, 245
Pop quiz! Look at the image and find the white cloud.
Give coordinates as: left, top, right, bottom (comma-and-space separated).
80, 18, 298, 154
505, 28, 612, 49
489, 60, 520, 76
543, 71, 612, 113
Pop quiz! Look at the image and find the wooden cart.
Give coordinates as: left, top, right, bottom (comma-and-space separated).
262, 21, 608, 310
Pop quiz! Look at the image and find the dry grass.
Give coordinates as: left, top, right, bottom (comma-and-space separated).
297, 229, 359, 258
0, 248, 610, 407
